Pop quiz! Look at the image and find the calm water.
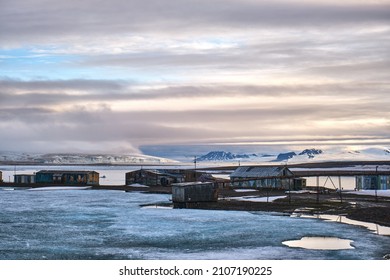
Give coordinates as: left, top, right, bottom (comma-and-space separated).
0, 189, 389, 260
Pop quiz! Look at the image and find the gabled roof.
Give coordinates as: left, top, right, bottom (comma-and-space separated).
230, 166, 294, 179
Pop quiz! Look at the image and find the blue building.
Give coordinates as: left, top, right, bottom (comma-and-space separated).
35, 170, 99, 185
356, 175, 390, 190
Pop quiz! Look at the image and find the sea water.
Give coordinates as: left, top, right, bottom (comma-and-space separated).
0, 189, 389, 260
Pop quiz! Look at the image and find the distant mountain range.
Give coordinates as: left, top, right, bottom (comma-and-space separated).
196, 149, 324, 162
196, 151, 260, 161
0, 152, 177, 165
195, 148, 390, 163
1, 147, 389, 165
275, 149, 323, 161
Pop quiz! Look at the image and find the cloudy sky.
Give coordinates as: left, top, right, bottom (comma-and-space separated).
1, 0, 389, 156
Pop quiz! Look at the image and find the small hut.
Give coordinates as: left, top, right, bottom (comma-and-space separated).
172, 182, 219, 208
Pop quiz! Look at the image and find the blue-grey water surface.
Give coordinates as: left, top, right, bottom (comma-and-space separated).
0, 189, 389, 260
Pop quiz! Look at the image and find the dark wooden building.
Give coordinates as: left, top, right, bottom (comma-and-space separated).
35, 170, 99, 185
172, 182, 219, 207
230, 166, 300, 190
125, 169, 203, 187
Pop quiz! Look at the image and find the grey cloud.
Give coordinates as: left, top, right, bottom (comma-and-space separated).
1, 93, 389, 152
0, 79, 126, 92
1, 79, 389, 107
303, 60, 390, 80
74, 28, 390, 81
0, 79, 390, 111
1, 0, 389, 44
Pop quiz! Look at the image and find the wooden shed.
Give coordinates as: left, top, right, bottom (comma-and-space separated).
35, 170, 99, 185
126, 169, 185, 186
172, 182, 218, 207
125, 168, 206, 186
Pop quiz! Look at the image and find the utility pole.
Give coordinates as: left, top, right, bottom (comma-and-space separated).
316, 176, 320, 204
194, 156, 197, 181
375, 166, 379, 202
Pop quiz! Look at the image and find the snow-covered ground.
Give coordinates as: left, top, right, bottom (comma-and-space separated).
128, 183, 149, 188
28, 186, 92, 191
234, 189, 258, 193
345, 190, 390, 197
225, 195, 287, 202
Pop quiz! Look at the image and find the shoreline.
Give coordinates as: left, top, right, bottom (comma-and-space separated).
2, 183, 390, 228
118, 185, 390, 228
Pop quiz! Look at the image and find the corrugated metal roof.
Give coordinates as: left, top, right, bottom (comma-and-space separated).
230, 166, 293, 178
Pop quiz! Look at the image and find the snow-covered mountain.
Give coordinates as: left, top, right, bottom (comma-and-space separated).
196, 151, 259, 161
0, 152, 177, 165
299, 149, 323, 158
279, 147, 390, 163
1, 147, 389, 165
275, 152, 297, 161
194, 147, 390, 163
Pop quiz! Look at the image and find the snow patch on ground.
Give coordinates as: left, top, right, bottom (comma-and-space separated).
234, 189, 258, 193
128, 183, 150, 188
345, 190, 390, 197
226, 195, 287, 202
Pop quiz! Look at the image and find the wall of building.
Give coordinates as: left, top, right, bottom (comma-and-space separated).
126, 170, 184, 186
356, 175, 389, 190
231, 178, 299, 190
172, 182, 218, 203
36, 171, 99, 185
14, 175, 36, 184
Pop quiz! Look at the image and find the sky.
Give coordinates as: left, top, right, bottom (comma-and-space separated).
1, 0, 390, 157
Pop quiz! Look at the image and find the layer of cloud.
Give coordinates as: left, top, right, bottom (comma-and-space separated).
1, 78, 389, 152
1, 0, 390, 46
1, 0, 389, 154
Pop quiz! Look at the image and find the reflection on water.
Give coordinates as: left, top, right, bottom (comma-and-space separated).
283, 237, 354, 250
141, 205, 173, 209
321, 215, 390, 236
292, 211, 390, 236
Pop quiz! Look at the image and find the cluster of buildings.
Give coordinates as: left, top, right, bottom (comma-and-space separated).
1, 165, 390, 209
1, 167, 389, 192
